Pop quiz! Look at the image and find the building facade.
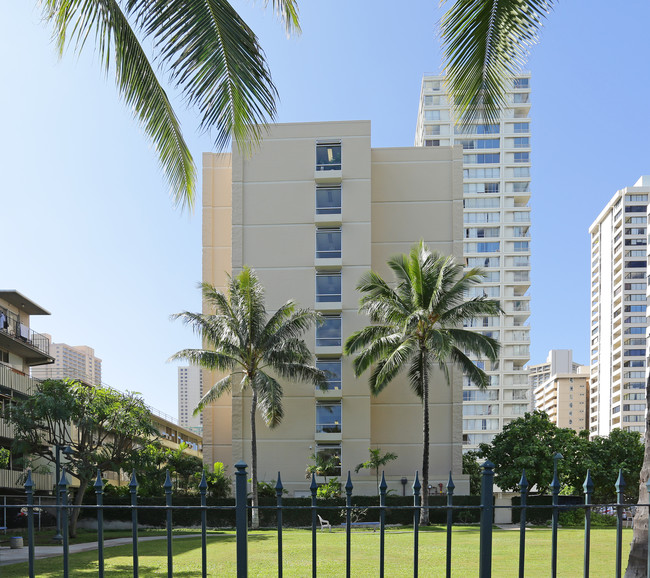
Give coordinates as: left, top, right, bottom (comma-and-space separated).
178, 365, 204, 435
31, 335, 102, 385
589, 177, 650, 437
530, 350, 589, 431
415, 74, 532, 449
202, 120, 470, 494
0, 291, 54, 493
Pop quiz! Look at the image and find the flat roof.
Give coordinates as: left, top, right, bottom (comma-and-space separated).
0, 291, 51, 315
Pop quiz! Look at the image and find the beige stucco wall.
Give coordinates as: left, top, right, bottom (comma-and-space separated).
202, 121, 468, 494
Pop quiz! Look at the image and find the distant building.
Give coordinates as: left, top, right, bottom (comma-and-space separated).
530, 350, 589, 431
178, 366, 203, 435
31, 335, 102, 385
589, 177, 650, 437
415, 74, 532, 450
0, 290, 54, 493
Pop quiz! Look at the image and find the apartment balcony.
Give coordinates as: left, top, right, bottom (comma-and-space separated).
0, 314, 53, 367
0, 468, 52, 492
0, 364, 40, 397
0, 416, 15, 439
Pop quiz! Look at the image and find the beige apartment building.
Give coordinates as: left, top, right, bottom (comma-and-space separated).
31, 335, 102, 385
0, 291, 54, 493
178, 365, 204, 435
530, 350, 589, 431
415, 74, 532, 450
589, 177, 650, 437
202, 120, 471, 495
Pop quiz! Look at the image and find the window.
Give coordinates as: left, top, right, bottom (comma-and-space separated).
316, 229, 341, 258
464, 198, 500, 209
316, 187, 341, 215
463, 419, 499, 430
624, 305, 646, 313
460, 139, 500, 150
316, 316, 341, 347
455, 124, 499, 135
424, 95, 440, 106
316, 359, 342, 391
465, 242, 500, 253
513, 241, 529, 252
425, 140, 440, 147
315, 443, 341, 476
467, 286, 500, 298
316, 402, 341, 433
626, 261, 647, 268
514, 77, 529, 89
513, 137, 529, 148
424, 80, 441, 91
464, 153, 500, 164
512, 167, 530, 177
464, 168, 500, 178
465, 227, 499, 238
512, 256, 530, 267
513, 152, 530, 163
464, 212, 500, 223
467, 257, 500, 267
626, 205, 646, 212
513, 211, 530, 222
463, 390, 499, 401
425, 125, 441, 136
424, 110, 440, 121
627, 194, 648, 202
624, 349, 645, 356
513, 93, 529, 103
512, 226, 529, 237
316, 272, 342, 303
463, 404, 499, 416
464, 182, 500, 194
513, 122, 529, 133
316, 143, 341, 171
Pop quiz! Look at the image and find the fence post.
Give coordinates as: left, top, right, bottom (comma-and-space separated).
164, 470, 173, 578
24, 470, 35, 578
130, 470, 139, 578
479, 460, 494, 578
310, 474, 318, 578
345, 471, 353, 577
446, 471, 455, 578
518, 471, 528, 578
199, 471, 208, 578
583, 470, 593, 578
275, 473, 284, 578
413, 471, 421, 577
235, 461, 248, 578
646, 478, 650, 578
60, 469, 70, 578
615, 470, 626, 578
94, 470, 105, 578
550, 453, 562, 578
379, 472, 387, 578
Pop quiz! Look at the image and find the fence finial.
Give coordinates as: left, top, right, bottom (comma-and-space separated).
198, 470, 208, 492
94, 469, 104, 491
310, 473, 318, 494
447, 471, 455, 494
583, 469, 594, 494
379, 471, 388, 494
413, 471, 421, 494
345, 471, 353, 494
615, 469, 626, 494
129, 469, 139, 491
275, 473, 284, 497
519, 470, 528, 493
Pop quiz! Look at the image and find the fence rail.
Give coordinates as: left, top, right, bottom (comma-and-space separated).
10, 460, 650, 578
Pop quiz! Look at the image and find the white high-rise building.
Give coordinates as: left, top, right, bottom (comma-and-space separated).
415, 74, 532, 450
589, 176, 650, 437
31, 334, 102, 385
178, 365, 203, 435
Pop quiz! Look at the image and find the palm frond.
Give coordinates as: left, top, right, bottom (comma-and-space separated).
195, 374, 233, 413
254, 371, 284, 427
168, 349, 240, 372
267, 0, 301, 35
449, 347, 491, 390
129, 0, 278, 154
441, 0, 553, 124
42, 0, 195, 208
344, 325, 394, 357
444, 328, 500, 361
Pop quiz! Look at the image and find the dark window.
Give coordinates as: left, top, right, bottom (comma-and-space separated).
316, 187, 341, 215
316, 229, 341, 259
316, 273, 342, 302
316, 143, 341, 171
316, 359, 342, 390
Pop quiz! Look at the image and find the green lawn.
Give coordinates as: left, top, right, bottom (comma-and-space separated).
2, 526, 632, 577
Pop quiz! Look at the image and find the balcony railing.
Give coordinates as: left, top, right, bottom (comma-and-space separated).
0, 307, 50, 356
0, 468, 51, 492
0, 364, 39, 397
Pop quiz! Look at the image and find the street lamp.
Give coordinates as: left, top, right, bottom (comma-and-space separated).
53, 445, 73, 543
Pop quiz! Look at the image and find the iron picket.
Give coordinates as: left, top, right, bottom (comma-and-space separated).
615, 470, 626, 578
164, 470, 173, 578
518, 471, 528, 578
60, 470, 70, 578
199, 471, 208, 578
446, 471, 455, 578
345, 472, 353, 577
413, 471, 421, 578
130, 470, 139, 578
479, 460, 494, 578
379, 472, 387, 578
94, 470, 105, 578
583, 470, 593, 578
275, 473, 284, 578
646, 479, 650, 578
310, 474, 318, 578
550, 453, 563, 578
25, 470, 35, 578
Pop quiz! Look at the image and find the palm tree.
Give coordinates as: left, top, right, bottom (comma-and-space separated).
344, 242, 500, 524
440, 0, 555, 125
171, 267, 326, 528
39, 0, 300, 209
355, 447, 398, 495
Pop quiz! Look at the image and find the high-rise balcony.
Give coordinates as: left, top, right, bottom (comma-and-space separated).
0, 364, 40, 397
0, 308, 53, 367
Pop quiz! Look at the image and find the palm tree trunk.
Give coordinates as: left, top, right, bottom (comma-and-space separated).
420, 352, 430, 526
250, 389, 260, 530
624, 377, 650, 576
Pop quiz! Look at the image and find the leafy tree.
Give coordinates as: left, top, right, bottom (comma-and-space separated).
192, 462, 232, 498
166, 443, 203, 491
345, 242, 500, 524
354, 447, 398, 495
9, 379, 158, 536
0, 447, 9, 469
440, 0, 555, 125
478, 411, 587, 494
317, 478, 341, 499
36, 0, 301, 209
462, 450, 482, 496
305, 452, 340, 481
171, 268, 326, 528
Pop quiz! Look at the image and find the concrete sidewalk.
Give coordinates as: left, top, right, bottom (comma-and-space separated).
0, 534, 198, 566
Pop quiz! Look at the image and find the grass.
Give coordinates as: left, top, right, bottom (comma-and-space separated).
2, 526, 633, 577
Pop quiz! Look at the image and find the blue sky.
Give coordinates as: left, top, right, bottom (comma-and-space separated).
2, 1, 650, 418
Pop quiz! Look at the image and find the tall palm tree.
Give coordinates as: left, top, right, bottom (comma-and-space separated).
344, 242, 500, 524
171, 267, 326, 528
39, 0, 300, 209
440, 0, 555, 124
